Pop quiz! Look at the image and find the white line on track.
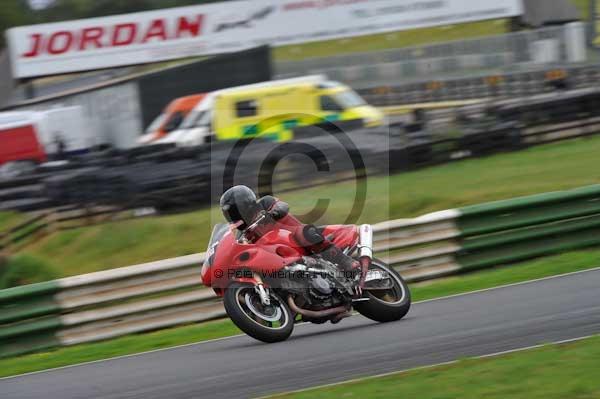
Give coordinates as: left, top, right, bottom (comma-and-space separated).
414, 264, 600, 304
1, 265, 599, 382
255, 334, 596, 398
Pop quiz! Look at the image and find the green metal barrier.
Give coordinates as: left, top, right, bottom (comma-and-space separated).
0, 281, 63, 358
459, 185, 600, 235
457, 184, 600, 269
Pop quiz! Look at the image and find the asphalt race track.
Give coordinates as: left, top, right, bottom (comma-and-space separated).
3, 268, 600, 399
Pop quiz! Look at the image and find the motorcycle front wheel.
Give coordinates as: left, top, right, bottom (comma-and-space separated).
223, 282, 294, 343
354, 260, 411, 322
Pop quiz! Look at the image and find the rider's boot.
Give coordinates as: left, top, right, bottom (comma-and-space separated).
296, 224, 361, 277
319, 245, 357, 270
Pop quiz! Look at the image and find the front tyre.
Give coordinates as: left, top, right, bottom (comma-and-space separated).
354, 260, 411, 322
223, 283, 294, 343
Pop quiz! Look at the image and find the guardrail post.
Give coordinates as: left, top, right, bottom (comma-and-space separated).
45, 211, 57, 235
564, 22, 587, 63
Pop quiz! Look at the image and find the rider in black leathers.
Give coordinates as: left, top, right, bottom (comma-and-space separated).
220, 185, 358, 272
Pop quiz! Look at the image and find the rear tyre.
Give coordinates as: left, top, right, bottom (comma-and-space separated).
354, 260, 411, 322
224, 283, 294, 343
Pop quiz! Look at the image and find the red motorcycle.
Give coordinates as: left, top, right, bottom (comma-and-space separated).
201, 215, 411, 342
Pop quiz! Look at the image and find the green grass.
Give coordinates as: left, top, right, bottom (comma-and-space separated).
19, 135, 600, 277
0, 212, 24, 232
274, 0, 589, 61
274, 0, 590, 61
572, 0, 591, 19
274, 19, 508, 61
0, 247, 599, 378
21, 211, 219, 277
0, 254, 59, 289
270, 335, 600, 399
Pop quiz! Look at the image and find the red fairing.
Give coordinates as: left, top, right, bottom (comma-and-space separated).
321, 225, 358, 249
202, 224, 359, 295
204, 227, 305, 292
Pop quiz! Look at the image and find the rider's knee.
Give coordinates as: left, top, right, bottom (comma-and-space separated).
295, 224, 325, 248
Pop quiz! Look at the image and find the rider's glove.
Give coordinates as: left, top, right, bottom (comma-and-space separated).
268, 201, 289, 220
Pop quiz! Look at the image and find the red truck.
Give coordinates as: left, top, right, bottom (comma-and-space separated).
0, 113, 47, 166
0, 107, 97, 168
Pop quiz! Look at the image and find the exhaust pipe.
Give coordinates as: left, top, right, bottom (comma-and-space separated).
358, 224, 373, 260
358, 224, 373, 289
287, 296, 348, 319
331, 310, 353, 324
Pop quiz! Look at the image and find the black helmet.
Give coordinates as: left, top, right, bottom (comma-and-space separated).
220, 185, 260, 229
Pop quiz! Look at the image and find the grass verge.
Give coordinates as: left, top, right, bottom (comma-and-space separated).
269, 335, 600, 399
275, 0, 588, 60
274, 19, 508, 61
572, 0, 591, 19
0, 212, 24, 233
0, 248, 599, 378
275, 0, 589, 60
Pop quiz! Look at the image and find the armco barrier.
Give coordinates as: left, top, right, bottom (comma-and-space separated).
357, 64, 600, 106
275, 24, 585, 88
2, 184, 600, 357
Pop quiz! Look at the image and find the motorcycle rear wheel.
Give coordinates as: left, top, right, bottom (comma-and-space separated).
354, 260, 411, 322
224, 282, 294, 343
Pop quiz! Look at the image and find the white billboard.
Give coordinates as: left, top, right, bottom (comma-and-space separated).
7, 0, 523, 79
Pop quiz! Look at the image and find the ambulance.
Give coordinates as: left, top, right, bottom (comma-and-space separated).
154, 76, 383, 146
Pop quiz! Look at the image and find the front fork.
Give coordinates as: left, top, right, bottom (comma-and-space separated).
357, 224, 373, 291
230, 272, 272, 306
252, 273, 271, 306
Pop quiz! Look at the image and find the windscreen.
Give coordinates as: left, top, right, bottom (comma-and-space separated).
181, 110, 209, 129
144, 113, 167, 135
334, 90, 366, 109
204, 223, 230, 267
207, 223, 229, 250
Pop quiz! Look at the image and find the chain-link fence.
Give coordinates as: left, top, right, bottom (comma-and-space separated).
275, 22, 589, 88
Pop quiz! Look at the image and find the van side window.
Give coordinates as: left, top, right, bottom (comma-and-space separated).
236, 100, 258, 117
320, 96, 343, 112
